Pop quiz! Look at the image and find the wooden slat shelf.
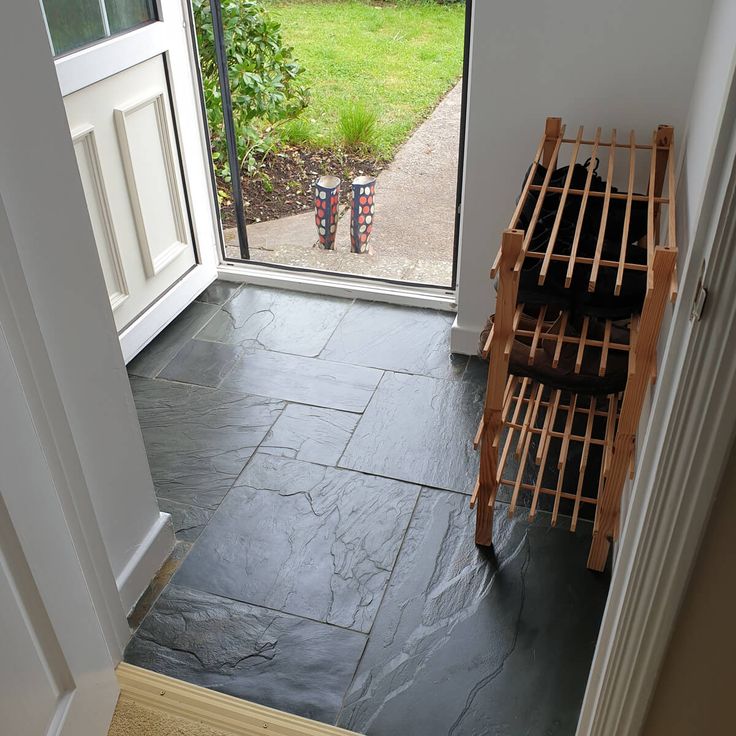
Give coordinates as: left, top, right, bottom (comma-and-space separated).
473, 117, 678, 571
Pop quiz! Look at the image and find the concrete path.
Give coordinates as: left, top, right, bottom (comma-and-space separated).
225, 81, 462, 285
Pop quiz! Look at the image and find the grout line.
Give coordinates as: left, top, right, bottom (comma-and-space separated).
336, 485, 425, 722
162, 582, 373, 637
315, 298, 357, 359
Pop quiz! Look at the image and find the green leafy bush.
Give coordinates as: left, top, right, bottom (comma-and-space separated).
193, 0, 308, 187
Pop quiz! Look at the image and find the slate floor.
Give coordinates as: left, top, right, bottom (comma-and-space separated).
124, 282, 611, 734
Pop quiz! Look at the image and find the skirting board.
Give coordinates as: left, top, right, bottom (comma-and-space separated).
116, 512, 175, 614
450, 315, 482, 355
116, 663, 359, 736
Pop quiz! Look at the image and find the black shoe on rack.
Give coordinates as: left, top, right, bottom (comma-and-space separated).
518, 159, 648, 244
507, 313, 630, 395
572, 241, 648, 319
509, 211, 576, 309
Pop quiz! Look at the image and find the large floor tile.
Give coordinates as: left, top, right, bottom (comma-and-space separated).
221, 348, 382, 412
320, 302, 466, 380
196, 285, 351, 357
130, 377, 284, 508
125, 584, 367, 724
337, 488, 609, 735
260, 403, 360, 466
174, 454, 421, 632
157, 498, 214, 543
195, 279, 242, 306
127, 302, 220, 378
158, 339, 243, 387
340, 371, 484, 493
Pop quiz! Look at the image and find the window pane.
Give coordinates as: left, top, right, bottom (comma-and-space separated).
106, 0, 157, 35
42, 0, 106, 56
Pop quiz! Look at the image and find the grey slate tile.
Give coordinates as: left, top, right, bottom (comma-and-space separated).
196, 285, 352, 357
321, 301, 467, 380
127, 301, 220, 378
158, 339, 243, 387
340, 371, 484, 493
174, 454, 421, 633
337, 488, 609, 735
158, 498, 214, 543
260, 403, 360, 466
130, 377, 284, 508
125, 584, 367, 724
195, 280, 242, 306
221, 348, 382, 412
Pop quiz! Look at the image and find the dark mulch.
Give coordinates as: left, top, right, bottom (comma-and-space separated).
219, 145, 384, 227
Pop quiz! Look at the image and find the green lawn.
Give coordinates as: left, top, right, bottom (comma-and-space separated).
267, 0, 466, 160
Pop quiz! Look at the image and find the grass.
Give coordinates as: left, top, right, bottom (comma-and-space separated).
268, 0, 466, 159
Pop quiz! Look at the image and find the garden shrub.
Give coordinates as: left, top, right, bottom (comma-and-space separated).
193, 0, 308, 187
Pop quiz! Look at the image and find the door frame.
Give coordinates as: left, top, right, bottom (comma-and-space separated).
54, 1, 221, 362
205, 1, 472, 303
576, 54, 736, 736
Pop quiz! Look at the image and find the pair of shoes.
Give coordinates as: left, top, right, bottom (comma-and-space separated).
510, 210, 648, 319
479, 312, 630, 395
314, 175, 376, 252
519, 158, 648, 245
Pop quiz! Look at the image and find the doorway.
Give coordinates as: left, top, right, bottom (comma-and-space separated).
194, 0, 471, 290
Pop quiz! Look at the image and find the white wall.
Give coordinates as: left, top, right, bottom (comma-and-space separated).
452, 0, 713, 353
576, 2, 736, 731
0, 2, 173, 623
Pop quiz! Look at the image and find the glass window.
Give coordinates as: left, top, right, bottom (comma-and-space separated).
107, 0, 157, 35
43, 0, 107, 56
42, 0, 157, 57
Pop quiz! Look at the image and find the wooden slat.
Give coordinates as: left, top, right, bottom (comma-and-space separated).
539, 126, 584, 284
528, 185, 668, 204
565, 127, 601, 288
615, 131, 637, 296
552, 311, 569, 368
527, 306, 547, 365
535, 388, 560, 464
571, 397, 597, 532
575, 316, 590, 373
520, 125, 567, 260
509, 427, 533, 515
552, 394, 577, 525
557, 394, 577, 472
599, 320, 612, 377
517, 380, 544, 457
589, 129, 616, 290
646, 128, 658, 279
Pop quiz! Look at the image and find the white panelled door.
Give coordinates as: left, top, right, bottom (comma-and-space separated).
46, 0, 219, 358
65, 56, 196, 328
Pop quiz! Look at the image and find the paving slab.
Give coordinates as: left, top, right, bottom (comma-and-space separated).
224, 82, 462, 285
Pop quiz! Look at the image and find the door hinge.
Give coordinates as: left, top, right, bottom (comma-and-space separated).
691, 262, 708, 322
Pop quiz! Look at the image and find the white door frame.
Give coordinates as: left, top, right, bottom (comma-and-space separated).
55, 0, 221, 362
576, 56, 736, 736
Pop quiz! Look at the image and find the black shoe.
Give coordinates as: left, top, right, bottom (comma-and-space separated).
518, 159, 647, 244
572, 242, 648, 319
512, 211, 575, 309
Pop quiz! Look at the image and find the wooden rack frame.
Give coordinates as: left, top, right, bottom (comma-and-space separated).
473, 118, 677, 571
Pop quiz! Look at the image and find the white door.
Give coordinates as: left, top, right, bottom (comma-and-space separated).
43, 0, 220, 361
0, 317, 118, 736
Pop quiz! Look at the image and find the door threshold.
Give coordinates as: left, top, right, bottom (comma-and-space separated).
115, 663, 357, 736
217, 261, 457, 311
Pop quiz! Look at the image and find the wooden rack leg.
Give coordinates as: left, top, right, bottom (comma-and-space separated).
475, 229, 523, 546
542, 117, 562, 166
587, 247, 677, 570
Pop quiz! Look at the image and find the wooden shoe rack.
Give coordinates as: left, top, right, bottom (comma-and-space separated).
471, 117, 677, 571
